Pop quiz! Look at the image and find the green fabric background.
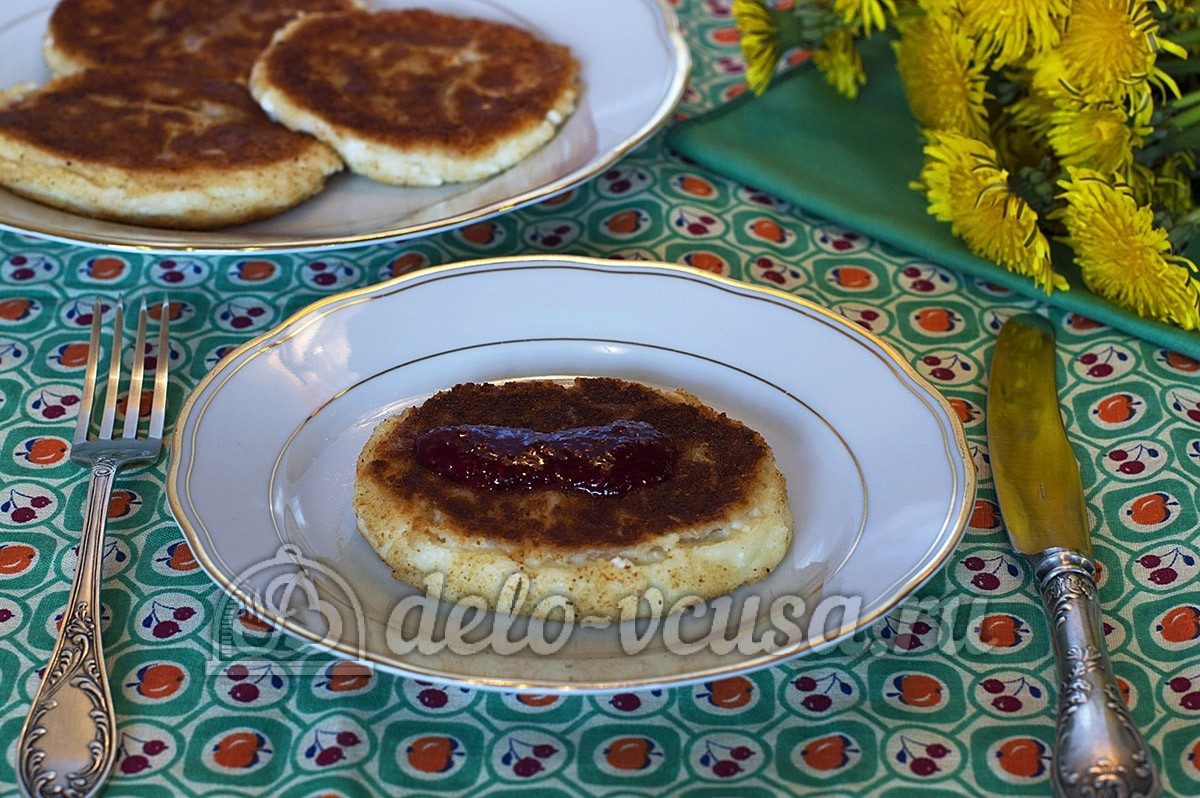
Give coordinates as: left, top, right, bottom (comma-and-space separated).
666, 36, 1200, 359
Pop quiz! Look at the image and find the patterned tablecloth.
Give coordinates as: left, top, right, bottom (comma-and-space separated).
2, 1, 1200, 795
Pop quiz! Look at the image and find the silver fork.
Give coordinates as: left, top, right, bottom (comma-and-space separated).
18, 297, 170, 798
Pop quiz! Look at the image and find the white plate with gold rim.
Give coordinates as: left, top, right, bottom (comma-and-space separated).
0, 0, 687, 253
168, 257, 975, 691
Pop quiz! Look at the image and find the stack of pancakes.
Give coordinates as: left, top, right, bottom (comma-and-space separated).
0, 0, 579, 229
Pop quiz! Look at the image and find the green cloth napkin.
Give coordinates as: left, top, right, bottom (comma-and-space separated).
666, 36, 1200, 360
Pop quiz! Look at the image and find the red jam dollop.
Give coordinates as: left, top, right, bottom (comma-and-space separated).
413, 421, 674, 496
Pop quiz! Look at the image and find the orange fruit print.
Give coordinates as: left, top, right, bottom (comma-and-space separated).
977, 614, 1025, 648
701, 676, 753, 708
800, 734, 855, 771
1158, 606, 1200, 643
604, 737, 655, 770
129, 663, 185, 699
831, 266, 872, 289
0, 544, 36, 575
323, 661, 372, 692
678, 175, 716, 197
407, 736, 458, 773
166, 541, 198, 571
212, 732, 268, 769
970, 499, 1001, 529
605, 210, 642, 235
996, 738, 1047, 778
24, 437, 68, 465
914, 307, 955, 333
1128, 493, 1173, 526
890, 674, 944, 708
56, 342, 90, 367
1095, 393, 1137, 424
0, 298, 32, 320
87, 257, 124, 279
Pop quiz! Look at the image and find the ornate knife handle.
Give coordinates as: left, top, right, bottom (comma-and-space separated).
18, 462, 118, 798
1031, 549, 1160, 798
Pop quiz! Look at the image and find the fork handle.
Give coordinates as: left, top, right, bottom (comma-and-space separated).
18, 459, 119, 798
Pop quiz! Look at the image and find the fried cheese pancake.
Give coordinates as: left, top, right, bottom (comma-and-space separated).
44, 0, 363, 82
0, 69, 343, 229
250, 9, 580, 186
353, 379, 793, 620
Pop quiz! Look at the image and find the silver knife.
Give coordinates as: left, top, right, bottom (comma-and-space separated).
987, 314, 1159, 798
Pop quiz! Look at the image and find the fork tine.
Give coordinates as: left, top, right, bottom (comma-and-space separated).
148, 295, 170, 440
97, 299, 124, 440
73, 297, 104, 446
121, 298, 149, 440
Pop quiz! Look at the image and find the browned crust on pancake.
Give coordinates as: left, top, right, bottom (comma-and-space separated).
0, 68, 328, 170
360, 378, 770, 554
46, 0, 361, 82
253, 8, 580, 155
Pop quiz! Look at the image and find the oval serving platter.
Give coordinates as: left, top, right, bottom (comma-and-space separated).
0, 0, 688, 253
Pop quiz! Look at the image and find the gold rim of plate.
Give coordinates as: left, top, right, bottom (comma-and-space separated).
166, 255, 977, 692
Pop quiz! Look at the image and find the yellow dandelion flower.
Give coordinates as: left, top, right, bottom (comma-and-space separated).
813, 28, 866, 99
1006, 88, 1057, 139
989, 110, 1049, 173
1045, 102, 1148, 174
894, 12, 990, 138
1128, 161, 1156, 208
916, 130, 1065, 293
1056, 167, 1200, 330
1153, 151, 1197, 216
919, 0, 960, 14
1125, 151, 1195, 213
733, 0, 781, 96
1126, 83, 1155, 131
962, 0, 1070, 67
1028, 0, 1178, 106
831, 0, 896, 36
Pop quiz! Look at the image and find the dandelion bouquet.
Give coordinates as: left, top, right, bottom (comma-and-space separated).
733, 0, 1200, 331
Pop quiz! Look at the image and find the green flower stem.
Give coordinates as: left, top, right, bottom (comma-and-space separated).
1141, 90, 1200, 158
1158, 59, 1200, 76
768, 4, 841, 51
771, 7, 809, 47
1165, 89, 1200, 116
1167, 208, 1200, 250
1166, 27, 1200, 48
1164, 98, 1200, 131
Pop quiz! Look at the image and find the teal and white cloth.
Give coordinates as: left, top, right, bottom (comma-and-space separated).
2, 2, 1199, 794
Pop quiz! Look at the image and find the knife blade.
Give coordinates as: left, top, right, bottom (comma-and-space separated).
987, 314, 1159, 798
988, 314, 1091, 558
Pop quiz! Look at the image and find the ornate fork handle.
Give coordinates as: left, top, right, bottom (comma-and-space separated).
1032, 549, 1160, 798
19, 458, 120, 798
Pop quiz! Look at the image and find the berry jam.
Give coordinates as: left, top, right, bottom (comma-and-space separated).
413, 421, 674, 496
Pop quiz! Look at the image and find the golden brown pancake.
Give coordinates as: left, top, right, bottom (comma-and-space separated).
353, 378, 793, 619
0, 68, 343, 229
250, 8, 580, 185
44, 0, 363, 82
